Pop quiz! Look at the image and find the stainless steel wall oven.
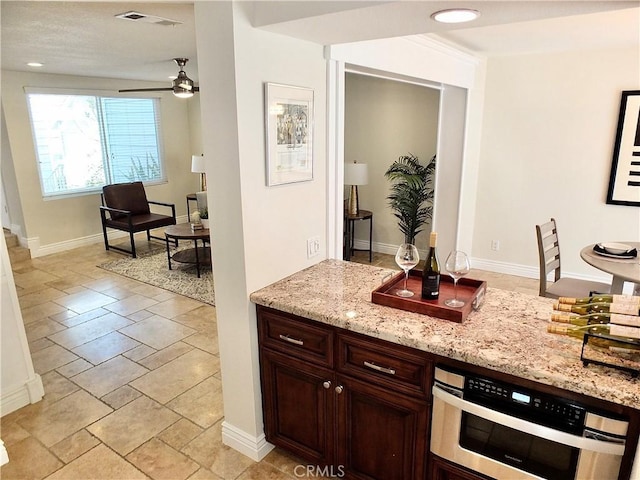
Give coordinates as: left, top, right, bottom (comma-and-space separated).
431, 365, 629, 480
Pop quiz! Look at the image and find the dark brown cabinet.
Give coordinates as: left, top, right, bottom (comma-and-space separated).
430, 455, 493, 480
258, 306, 431, 480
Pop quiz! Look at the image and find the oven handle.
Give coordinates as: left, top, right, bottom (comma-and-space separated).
433, 384, 625, 456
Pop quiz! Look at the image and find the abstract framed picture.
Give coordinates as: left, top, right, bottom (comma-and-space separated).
607, 90, 640, 206
264, 83, 314, 186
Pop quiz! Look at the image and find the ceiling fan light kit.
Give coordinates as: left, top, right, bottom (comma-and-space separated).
118, 58, 199, 98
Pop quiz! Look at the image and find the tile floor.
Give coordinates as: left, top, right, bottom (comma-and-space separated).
2, 237, 538, 480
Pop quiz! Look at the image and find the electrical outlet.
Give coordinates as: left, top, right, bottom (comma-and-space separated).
491, 240, 500, 251
307, 236, 320, 258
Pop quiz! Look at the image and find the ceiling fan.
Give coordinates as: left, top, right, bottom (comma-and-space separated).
118, 58, 199, 98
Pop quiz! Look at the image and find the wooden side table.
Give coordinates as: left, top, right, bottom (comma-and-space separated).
165, 224, 211, 278
344, 209, 373, 262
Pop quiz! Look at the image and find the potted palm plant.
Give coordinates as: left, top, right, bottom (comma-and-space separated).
385, 153, 436, 245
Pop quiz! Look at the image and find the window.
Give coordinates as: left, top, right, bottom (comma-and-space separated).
27, 93, 165, 197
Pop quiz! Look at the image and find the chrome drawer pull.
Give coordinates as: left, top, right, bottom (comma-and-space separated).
279, 334, 304, 346
364, 361, 396, 375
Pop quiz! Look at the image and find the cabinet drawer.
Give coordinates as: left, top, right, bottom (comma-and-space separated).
337, 332, 431, 399
257, 306, 334, 367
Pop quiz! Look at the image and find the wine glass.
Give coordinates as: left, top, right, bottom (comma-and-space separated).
444, 250, 470, 307
395, 243, 420, 297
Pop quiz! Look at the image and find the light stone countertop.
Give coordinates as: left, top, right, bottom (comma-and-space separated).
250, 259, 640, 410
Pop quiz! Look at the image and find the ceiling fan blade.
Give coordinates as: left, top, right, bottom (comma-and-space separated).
118, 87, 174, 93
193, 87, 200, 92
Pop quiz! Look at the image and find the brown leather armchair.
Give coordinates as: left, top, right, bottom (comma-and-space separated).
100, 181, 176, 258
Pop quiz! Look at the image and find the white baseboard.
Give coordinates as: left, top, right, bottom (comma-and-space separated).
27, 215, 189, 258
1, 374, 44, 417
221, 421, 274, 462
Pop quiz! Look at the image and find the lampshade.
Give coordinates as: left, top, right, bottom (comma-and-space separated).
344, 162, 369, 186
191, 155, 205, 173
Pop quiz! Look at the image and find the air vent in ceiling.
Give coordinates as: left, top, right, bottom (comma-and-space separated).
115, 11, 182, 27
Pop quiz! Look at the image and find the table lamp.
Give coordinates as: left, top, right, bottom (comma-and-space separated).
344, 161, 368, 215
191, 154, 206, 191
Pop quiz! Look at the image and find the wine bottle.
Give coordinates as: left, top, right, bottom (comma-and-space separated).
421, 232, 440, 300
557, 294, 640, 305
553, 302, 640, 315
547, 324, 640, 353
550, 313, 611, 326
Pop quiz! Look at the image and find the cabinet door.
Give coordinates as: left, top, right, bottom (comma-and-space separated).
260, 348, 335, 466
335, 375, 428, 480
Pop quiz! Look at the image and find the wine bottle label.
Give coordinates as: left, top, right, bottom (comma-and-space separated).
613, 294, 640, 304
609, 324, 640, 339
421, 274, 440, 299
610, 314, 640, 327
609, 302, 639, 315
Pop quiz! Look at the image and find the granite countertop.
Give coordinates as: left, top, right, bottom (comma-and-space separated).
250, 259, 640, 410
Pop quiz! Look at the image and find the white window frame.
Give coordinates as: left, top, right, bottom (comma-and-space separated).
25, 87, 166, 199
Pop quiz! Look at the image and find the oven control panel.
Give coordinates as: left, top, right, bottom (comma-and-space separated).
465, 376, 586, 433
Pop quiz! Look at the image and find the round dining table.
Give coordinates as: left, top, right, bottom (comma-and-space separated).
580, 242, 640, 294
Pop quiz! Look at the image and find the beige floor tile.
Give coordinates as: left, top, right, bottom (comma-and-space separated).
71, 331, 141, 364
146, 296, 203, 319
167, 377, 223, 428
21, 302, 67, 324
131, 349, 219, 404
0, 418, 31, 446
45, 444, 149, 480
183, 333, 219, 355
123, 343, 158, 362
173, 305, 217, 333
25, 318, 67, 343
104, 294, 160, 317
29, 337, 55, 353
158, 418, 203, 451
48, 312, 133, 349
87, 396, 180, 455
50, 429, 101, 463
137, 342, 192, 370
13, 269, 60, 289
187, 467, 224, 479
119, 315, 197, 350
39, 371, 81, 405
56, 358, 94, 377
101, 385, 142, 409
71, 356, 148, 398
54, 307, 112, 328
127, 438, 200, 480
19, 287, 67, 309
31, 343, 79, 374
17, 390, 112, 447
128, 309, 156, 322
182, 422, 254, 479
53, 289, 117, 314
0, 436, 63, 479
236, 462, 294, 480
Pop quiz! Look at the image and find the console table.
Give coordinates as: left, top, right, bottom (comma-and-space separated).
344, 209, 373, 262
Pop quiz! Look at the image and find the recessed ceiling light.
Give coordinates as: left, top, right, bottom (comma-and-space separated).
27, 62, 43, 67
431, 9, 480, 24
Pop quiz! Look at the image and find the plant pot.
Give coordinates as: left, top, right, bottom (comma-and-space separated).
201, 219, 210, 229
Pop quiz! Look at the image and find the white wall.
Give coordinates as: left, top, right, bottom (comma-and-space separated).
345, 73, 440, 253
194, 1, 327, 460
472, 46, 640, 281
1, 71, 200, 256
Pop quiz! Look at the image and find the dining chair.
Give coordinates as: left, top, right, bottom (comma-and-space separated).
535, 218, 611, 299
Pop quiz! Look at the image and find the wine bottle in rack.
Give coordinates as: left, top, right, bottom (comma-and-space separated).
554, 302, 640, 315
558, 294, 640, 305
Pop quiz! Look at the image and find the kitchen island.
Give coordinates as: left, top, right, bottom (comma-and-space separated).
251, 259, 640, 407
250, 259, 640, 480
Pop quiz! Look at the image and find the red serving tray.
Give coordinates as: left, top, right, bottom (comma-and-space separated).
371, 269, 487, 323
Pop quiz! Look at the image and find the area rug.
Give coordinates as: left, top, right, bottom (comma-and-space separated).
99, 246, 215, 306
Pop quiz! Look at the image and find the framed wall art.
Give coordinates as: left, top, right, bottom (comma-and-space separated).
607, 90, 640, 206
264, 82, 314, 186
